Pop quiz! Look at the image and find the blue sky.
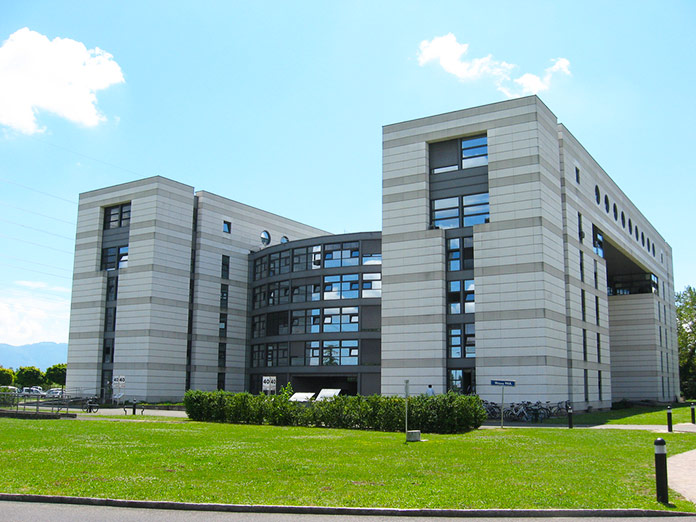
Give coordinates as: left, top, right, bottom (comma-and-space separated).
0, 1, 694, 345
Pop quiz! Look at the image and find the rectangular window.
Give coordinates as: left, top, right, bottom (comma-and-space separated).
220, 284, 228, 309
291, 310, 307, 334
593, 260, 598, 289
322, 306, 359, 333
582, 329, 587, 361
462, 193, 490, 227
447, 238, 461, 271
221, 255, 230, 279
279, 250, 291, 274
581, 290, 586, 322
105, 307, 116, 332
362, 273, 382, 298
593, 226, 604, 258
268, 253, 280, 277
218, 342, 226, 368
217, 372, 225, 390
102, 245, 128, 271
102, 338, 114, 364
106, 276, 118, 301
323, 274, 359, 300
223, 221, 231, 233
252, 315, 266, 338
324, 242, 360, 268
575, 166, 580, 184
596, 332, 601, 363
362, 253, 382, 265
432, 194, 489, 229
448, 324, 475, 358
432, 197, 459, 229
305, 341, 320, 366
595, 295, 600, 325
104, 203, 131, 230
447, 280, 475, 315
292, 247, 309, 272
266, 311, 289, 336
253, 256, 268, 280
321, 340, 359, 366
252, 286, 267, 310
584, 369, 589, 402
598, 371, 602, 401
579, 251, 584, 282
460, 135, 488, 169
578, 212, 583, 243
219, 313, 227, 338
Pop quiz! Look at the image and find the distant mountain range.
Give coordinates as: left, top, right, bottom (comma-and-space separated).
0, 342, 68, 371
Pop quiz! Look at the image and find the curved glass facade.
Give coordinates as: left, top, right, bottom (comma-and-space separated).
248, 232, 381, 395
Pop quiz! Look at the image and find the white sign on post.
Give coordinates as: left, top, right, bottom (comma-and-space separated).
112, 375, 126, 389
262, 376, 276, 394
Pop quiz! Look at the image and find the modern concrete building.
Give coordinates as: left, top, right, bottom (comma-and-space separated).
66, 96, 679, 408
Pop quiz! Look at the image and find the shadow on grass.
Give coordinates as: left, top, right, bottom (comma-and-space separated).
541, 403, 694, 426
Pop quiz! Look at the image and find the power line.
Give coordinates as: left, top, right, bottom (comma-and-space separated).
4, 255, 72, 274
0, 262, 72, 281
0, 218, 75, 241
36, 137, 146, 179
0, 233, 73, 255
0, 177, 78, 205
0, 201, 76, 226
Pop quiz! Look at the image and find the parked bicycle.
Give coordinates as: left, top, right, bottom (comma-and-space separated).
81, 396, 100, 413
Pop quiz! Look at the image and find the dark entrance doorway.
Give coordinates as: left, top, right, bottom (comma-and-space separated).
291, 375, 358, 396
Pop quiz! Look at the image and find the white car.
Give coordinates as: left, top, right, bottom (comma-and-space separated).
46, 388, 64, 398
1, 386, 19, 394
21, 387, 46, 397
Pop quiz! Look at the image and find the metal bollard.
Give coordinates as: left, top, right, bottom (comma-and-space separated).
667, 406, 673, 433
654, 438, 668, 504
132, 400, 137, 415
691, 403, 695, 424
568, 405, 574, 429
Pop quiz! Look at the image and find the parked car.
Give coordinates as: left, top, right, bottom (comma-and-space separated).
0, 386, 19, 394
45, 388, 64, 398
21, 387, 46, 397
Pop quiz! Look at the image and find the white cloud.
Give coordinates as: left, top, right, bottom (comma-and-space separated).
0, 290, 70, 345
0, 27, 124, 135
15, 281, 71, 293
418, 34, 570, 99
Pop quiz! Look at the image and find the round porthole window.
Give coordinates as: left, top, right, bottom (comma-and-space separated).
280, 235, 289, 244
260, 230, 271, 246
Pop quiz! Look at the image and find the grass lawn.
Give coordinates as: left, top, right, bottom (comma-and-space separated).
1, 418, 695, 511
542, 404, 696, 426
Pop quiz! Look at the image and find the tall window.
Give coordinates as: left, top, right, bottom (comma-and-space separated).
221, 255, 230, 279
448, 324, 475, 358
460, 135, 488, 169
447, 280, 475, 314
104, 203, 131, 229
447, 237, 474, 271
220, 284, 228, 309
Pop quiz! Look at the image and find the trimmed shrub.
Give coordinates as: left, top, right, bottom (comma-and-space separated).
184, 389, 486, 433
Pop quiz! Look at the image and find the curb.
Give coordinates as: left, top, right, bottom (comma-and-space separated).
0, 493, 693, 518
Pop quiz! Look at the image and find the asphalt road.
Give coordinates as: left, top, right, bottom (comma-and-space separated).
2, 501, 696, 522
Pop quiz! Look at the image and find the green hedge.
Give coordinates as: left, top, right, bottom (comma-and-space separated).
184, 386, 486, 433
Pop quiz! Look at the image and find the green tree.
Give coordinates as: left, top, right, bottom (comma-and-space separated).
677, 286, 696, 399
14, 366, 44, 388
45, 363, 67, 387
0, 367, 14, 386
